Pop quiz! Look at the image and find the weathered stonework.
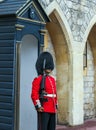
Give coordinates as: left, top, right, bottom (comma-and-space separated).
39, 0, 96, 42
83, 42, 95, 120
38, 0, 96, 126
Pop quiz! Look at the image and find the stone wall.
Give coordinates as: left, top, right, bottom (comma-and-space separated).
38, 0, 96, 126
38, 0, 96, 42
83, 42, 95, 120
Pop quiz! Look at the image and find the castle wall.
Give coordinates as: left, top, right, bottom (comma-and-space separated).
39, 0, 96, 126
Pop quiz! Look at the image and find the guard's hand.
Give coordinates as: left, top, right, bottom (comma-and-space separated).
37, 106, 44, 112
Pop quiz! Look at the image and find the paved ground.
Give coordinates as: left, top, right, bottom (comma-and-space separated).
56, 118, 96, 130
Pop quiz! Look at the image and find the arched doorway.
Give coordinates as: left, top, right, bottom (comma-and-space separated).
83, 41, 95, 120
83, 24, 96, 120
19, 35, 38, 130
46, 11, 69, 124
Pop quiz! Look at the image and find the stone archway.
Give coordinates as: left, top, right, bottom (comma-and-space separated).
46, 11, 70, 124
83, 41, 95, 120
86, 25, 96, 119
39, 0, 96, 125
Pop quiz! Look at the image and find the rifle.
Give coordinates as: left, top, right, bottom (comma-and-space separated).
39, 59, 48, 103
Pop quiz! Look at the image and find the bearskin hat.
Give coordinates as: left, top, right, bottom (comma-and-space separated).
36, 51, 54, 75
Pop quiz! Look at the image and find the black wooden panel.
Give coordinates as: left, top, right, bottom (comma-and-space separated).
0, 47, 14, 54
0, 89, 12, 96
0, 123, 12, 130
0, 16, 16, 26
0, 82, 13, 89
0, 0, 26, 16
0, 54, 14, 61
0, 61, 13, 68
0, 103, 12, 110
0, 75, 13, 82
0, 96, 12, 103
0, 110, 12, 117
0, 0, 26, 5
0, 40, 14, 47
0, 116, 12, 124
0, 33, 15, 40
0, 21, 16, 26
0, 21, 15, 129
0, 68, 13, 75
0, 26, 15, 33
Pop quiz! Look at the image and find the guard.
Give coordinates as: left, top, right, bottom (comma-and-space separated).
31, 51, 58, 130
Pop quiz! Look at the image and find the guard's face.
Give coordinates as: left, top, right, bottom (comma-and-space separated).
45, 69, 52, 74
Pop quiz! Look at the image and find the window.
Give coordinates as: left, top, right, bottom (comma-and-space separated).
83, 42, 87, 75
83, 42, 87, 69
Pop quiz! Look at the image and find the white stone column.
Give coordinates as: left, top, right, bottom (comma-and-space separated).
68, 43, 84, 126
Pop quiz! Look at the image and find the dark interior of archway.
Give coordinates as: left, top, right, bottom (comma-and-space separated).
88, 25, 96, 117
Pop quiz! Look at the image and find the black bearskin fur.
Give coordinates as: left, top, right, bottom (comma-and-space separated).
35, 52, 54, 75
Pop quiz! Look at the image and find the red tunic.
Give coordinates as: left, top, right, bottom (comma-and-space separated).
31, 75, 58, 113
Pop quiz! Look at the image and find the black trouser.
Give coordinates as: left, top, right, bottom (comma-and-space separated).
38, 112, 56, 130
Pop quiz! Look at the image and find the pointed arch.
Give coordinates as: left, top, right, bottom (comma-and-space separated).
44, 1, 74, 124
45, 0, 73, 52
86, 17, 96, 120
82, 15, 96, 50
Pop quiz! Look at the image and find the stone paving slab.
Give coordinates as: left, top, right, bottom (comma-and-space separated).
56, 119, 96, 130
